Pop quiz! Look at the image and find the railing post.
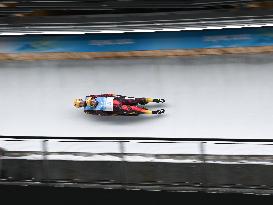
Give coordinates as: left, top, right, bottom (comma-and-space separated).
199, 141, 207, 191
0, 148, 3, 179
119, 141, 128, 188
42, 140, 48, 182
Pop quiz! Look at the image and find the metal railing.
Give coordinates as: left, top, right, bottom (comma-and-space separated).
1, 136, 273, 164
1, 136, 273, 194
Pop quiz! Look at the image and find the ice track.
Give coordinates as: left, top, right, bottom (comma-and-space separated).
0, 54, 273, 139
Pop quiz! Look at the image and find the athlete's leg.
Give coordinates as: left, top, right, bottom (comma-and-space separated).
121, 97, 161, 105
128, 106, 165, 115
120, 98, 145, 105
120, 105, 152, 114
114, 104, 165, 115
113, 99, 125, 115
130, 105, 153, 114
114, 98, 165, 115
113, 99, 121, 106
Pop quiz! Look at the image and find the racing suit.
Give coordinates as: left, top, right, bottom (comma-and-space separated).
84, 94, 152, 115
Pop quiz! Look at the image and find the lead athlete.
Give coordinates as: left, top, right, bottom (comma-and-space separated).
73, 94, 165, 116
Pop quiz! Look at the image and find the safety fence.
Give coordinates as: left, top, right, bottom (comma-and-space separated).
1, 137, 273, 194
1, 137, 273, 162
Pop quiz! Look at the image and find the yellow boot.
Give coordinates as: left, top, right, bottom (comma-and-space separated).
146, 98, 153, 103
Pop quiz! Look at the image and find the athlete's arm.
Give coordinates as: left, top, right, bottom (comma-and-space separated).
100, 93, 116, 97
84, 110, 97, 115
88, 94, 116, 98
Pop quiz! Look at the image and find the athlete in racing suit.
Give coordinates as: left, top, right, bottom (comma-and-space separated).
73, 94, 165, 115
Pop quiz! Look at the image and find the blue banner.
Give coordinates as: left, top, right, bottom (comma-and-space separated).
1, 27, 273, 53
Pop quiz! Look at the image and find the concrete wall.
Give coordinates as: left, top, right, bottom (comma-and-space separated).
1, 159, 273, 192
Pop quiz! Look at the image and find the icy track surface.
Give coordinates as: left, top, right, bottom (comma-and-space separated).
0, 54, 273, 138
